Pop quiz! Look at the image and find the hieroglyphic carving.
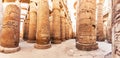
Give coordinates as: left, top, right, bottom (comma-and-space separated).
76, 0, 98, 51
112, 0, 120, 58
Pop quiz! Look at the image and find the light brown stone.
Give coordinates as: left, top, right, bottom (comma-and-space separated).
27, 11, 37, 43
76, 0, 98, 51
52, 0, 62, 44
50, 12, 54, 41
0, 4, 20, 53
65, 19, 69, 40
35, 0, 51, 49
97, 0, 105, 41
20, 0, 30, 3
23, 13, 30, 41
60, 9, 66, 41
3, 0, 15, 2
27, 2, 37, 43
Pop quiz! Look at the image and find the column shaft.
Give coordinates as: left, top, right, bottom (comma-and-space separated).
23, 13, 29, 41
34, 0, 51, 49
112, 0, 120, 57
76, 0, 98, 51
52, 0, 62, 44
0, 4, 20, 53
27, 2, 37, 43
97, 0, 105, 41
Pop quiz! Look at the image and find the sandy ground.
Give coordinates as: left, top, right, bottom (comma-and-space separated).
0, 39, 111, 58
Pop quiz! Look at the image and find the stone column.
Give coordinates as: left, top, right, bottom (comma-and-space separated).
76, 0, 98, 51
60, 9, 66, 41
20, 0, 30, 3
0, 4, 20, 53
65, 18, 69, 40
3, 0, 15, 2
68, 22, 73, 39
23, 13, 30, 41
0, 0, 2, 33
27, 2, 37, 43
49, 12, 53, 41
34, 0, 51, 49
106, 0, 112, 43
52, 0, 62, 44
97, 0, 105, 41
112, 0, 120, 58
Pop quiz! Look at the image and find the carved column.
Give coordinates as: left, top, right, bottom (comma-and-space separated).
60, 9, 66, 41
20, 0, 30, 3
65, 18, 69, 40
23, 13, 30, 41
27, 2, 37, 43
0, 0, 2, 32
34, 0, 51, 49
76, 0, 98, 51
52, 0, 62, 44
0, 4, 20, 53
50, 12, 53, 42
3, 0, 15, 2
112, 0, 120, 58
97, 0, 105, 41
69, 22, 73, 39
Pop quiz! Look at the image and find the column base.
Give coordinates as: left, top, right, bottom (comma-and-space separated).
97, 39, 105, 41
62, 38, 66, 41
0, 46, 20, 53
34, 43, 51, 49
76, 42, 98, 51
51, 40, 62, 44
27, 40, 36, 43
107, 39, 112, 43
97, 36, 105, 41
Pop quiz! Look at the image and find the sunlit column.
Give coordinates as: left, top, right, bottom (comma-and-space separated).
60, 8, 66, 41
112, 0, 120, 58
96, 0, 105, 41
65, 18, 69, 40
0, 4, 20, 53
23, 13, 30, 41
3, 0, 15, 2
34, 0, 51, 49
76, 0, 98, 51
27, 1, 37, 43
52, 0, 62, 44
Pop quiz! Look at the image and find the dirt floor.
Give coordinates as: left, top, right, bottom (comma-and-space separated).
0, 39, 111, 58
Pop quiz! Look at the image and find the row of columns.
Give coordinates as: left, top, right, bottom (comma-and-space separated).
0, 0, 74, 53
76, 0, 98, 51
0, 0, 114, 54
97, 0, 105, 41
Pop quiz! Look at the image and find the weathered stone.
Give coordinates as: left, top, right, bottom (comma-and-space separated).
3, 0, 15, 2
97, 0, 105, 41
65, 19, 69, 40
34, 0, 51, 49
76, 0, 98, 51
23, 13, 30, 41
20, 0, 30, 3
68, 23, 73, 39
112, 0, 120, 58
60, 9, 66, 41
27, 2, 37, 43
52, 0, 62, 44
0, 4, 20, 53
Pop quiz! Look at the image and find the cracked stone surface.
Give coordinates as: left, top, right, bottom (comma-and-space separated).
0, 39, 111, 58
